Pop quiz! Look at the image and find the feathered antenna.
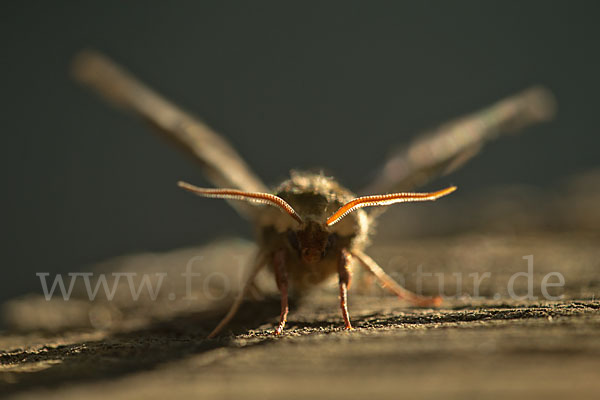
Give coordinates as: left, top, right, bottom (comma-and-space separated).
178, 181, 303, 225
326, 186, 457, 226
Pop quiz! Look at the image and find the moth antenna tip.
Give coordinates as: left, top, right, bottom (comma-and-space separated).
435, 185, 457, 199
177, 180, 192, 189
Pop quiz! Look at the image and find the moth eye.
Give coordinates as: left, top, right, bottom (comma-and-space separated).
287, 229, 300, 251
326, 233, 338, 250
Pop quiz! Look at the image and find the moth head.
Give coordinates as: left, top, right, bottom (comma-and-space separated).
177, 181, 456, 264
286, 221, 337, 264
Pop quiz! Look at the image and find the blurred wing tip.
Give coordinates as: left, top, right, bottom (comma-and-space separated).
523, 85, 558, 122
70, 48, 105, 80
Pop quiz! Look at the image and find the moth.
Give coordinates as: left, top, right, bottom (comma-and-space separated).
72, 50, 555, 337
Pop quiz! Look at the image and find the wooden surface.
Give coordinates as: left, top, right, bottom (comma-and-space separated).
1, 174, 599, 399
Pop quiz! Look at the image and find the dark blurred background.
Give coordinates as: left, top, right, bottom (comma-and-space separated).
2, 1, 599, 304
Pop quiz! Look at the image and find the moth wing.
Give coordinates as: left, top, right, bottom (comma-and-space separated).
72, 50, 268, 218
361, 86, 556, 195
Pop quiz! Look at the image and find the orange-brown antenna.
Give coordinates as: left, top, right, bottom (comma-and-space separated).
178, 181, 303, 224
326, 186, 457, 226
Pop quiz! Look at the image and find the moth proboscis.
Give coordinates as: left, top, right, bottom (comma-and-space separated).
72, 50, 556, 337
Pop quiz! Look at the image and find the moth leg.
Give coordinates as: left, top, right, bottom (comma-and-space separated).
353, 266, 376, 295
247, 279, 265, 301
207, 251, 267, 339
273, 249, 289, 335
351, 249, 442, 307
338, 249, 353, 329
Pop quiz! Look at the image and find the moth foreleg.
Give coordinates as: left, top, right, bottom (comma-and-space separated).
273, 249, 289, 335
338, 249, 353, 329
351, 249, 442, 307
207, 251, 267, 339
